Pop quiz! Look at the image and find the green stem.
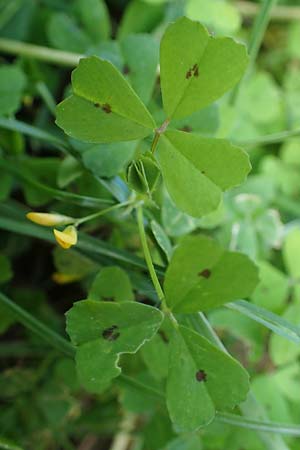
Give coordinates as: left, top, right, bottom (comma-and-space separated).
0, 291, 74, 357
247, 0, 278, 70
75, 201, 132, 226
237, 0, 300, 22
230, 0, 277, 105
136, 205, 167, 309
150, 132, 160, 154
236, 127, 300, 147
0, 38, 82, 67
151, 119, 170, 154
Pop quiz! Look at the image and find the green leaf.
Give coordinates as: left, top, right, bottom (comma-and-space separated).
186, 0, 241, 35
57, 155, 83, 188
0, 254, 13, 284
117, 0, 164, 39
47, 12, 92, 53
21, 157, 61, 206
283, 228, 300, 279
56, 56, 155, 143
167, 325, 249, 431
53, 247, 96, 279
141, 318, 172, 380
227, 300, 300, 345
164, 235, 258, 313
269, 302, 300, 366
0, 64, 26, 116
66, 300, 163, 392
150, 219, 173, 261
88, 266, 134, 302
120, 34, 159, 104
160, 17, 248, 119
165, 435, 202, 450
0, 171, 13, 201
251, 261, 289, 312
82, 141, 136, 178
75, 0, 111, 43
157, 130, 250, 217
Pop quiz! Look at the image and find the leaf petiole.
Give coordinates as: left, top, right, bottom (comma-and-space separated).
74, 200, 134, 226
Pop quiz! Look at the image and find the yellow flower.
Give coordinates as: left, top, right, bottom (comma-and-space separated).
26, 212, 74, 227
53, 225, 78, 249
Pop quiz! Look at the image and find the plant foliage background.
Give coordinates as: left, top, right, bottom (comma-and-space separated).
1, 0, 300, 449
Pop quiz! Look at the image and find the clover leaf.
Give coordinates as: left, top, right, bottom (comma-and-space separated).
167, 325, 249, 431
164, 235, 259, 313
56, 56, 155, 143
66, 300, 163, 392
160, 16, 248, 119
157, 130, 250, 217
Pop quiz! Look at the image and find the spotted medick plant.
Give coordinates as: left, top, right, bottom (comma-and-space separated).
53, 17, 259, 431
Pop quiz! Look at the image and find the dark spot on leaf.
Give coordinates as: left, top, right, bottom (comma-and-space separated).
94, 103, 100, 108
186, 63, 199, 79
102, 325, 120, 341
185, 69, 192, 79
201, 170, 206, 174
198, 269, 211, 279
102, 296, 115, 302
123, 64, 130, 75
158, 330, 169, 344
102, 103, 112, 114
196, 369, 207, 382
180, 125, 192, 133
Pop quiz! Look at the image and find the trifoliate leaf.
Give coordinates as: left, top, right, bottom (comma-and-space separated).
56, 56, 155, 143
160, 17, 248, 119
167, 325, 249, 431
157, 130, 250, 217
66, 300, 163, 392
164, 235, 258, 313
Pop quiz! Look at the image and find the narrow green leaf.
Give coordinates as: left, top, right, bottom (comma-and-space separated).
166, 325, 249, 431
157, 130, 250, 217
150, 219, 173, 261
88, 266, 134, 302
160, 17, 248, 119
216, 412, 300, 437
227, 300, 300, 345
56, 56, 155, 143
164, 235, 258, 313
66, 300, 163, 392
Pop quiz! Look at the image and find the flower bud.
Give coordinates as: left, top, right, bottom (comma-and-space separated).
126, 153, 160, 195
53, 225, 77, 249
26, 212, 74, 227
